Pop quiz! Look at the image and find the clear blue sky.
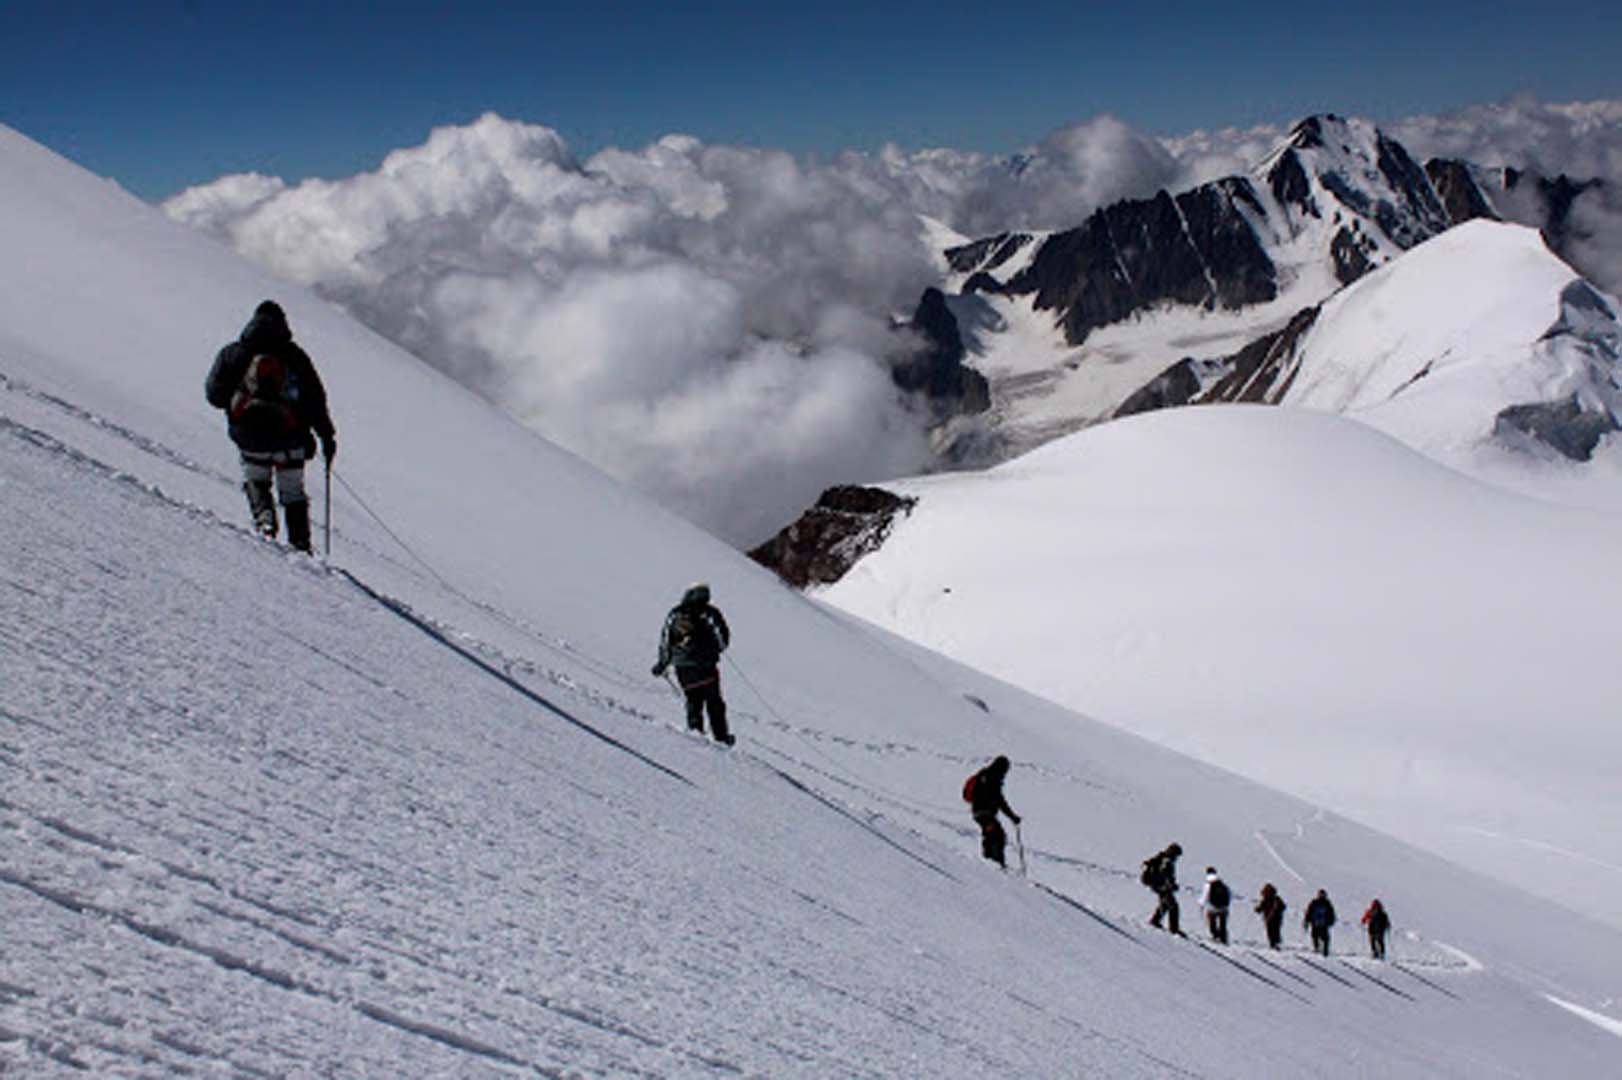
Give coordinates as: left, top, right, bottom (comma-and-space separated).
4, 0, 1619, 200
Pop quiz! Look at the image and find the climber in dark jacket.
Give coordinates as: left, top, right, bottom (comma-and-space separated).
1142, 842, 1184, 935
653, 582, 733, 745
964, 755, 1020, 867
1304, 888, 1337, 956
1361, 898, 1392, 960
204, 301, 336, 552
1255, 882, 1288, 950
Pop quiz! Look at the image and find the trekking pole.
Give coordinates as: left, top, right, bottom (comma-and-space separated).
323, 457, 333, 557
1015, 821, 1028, 878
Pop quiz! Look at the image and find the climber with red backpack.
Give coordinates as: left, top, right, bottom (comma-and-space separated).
205, 301, 336, 552
962, 755, 1021, 868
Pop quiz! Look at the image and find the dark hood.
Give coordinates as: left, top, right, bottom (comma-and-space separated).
239, 308, 292, 353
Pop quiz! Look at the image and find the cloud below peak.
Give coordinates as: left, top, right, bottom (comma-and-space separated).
166, 99, 1622, 542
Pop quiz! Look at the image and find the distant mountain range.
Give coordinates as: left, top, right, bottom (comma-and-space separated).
758, 114, 1622, 581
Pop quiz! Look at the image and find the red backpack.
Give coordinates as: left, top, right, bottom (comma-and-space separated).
230, 353, 300, 438
962, 771, 978, 803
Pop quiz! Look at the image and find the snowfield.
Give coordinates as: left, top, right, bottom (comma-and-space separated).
823, 404, 1622, 937
5, 123, 1622, 1075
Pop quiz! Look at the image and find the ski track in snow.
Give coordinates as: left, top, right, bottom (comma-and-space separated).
1544, 994, 1622, 1040
1253, 827, 1307, 883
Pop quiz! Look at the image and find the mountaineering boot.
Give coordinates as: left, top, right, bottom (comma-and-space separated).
284, 499, 312, 553
244, 480, 277, 538
708, 695, 732, 746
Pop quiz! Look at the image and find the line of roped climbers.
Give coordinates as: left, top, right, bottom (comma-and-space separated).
203, 303, 1398, 945
964, 758, 1394, 959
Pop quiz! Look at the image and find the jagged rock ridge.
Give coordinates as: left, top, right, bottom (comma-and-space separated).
948, 115, 1467, 350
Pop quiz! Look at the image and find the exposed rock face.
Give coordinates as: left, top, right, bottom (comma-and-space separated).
999, 183, 1278, 345
1195, 306, 1323, 404
1330, 226, 1377, 285
1425, 159, 1500, 225
1496, 397, 1617, 461
1510, 170, 1606, 252
893, 288, 991, 415
1112, 358, 1205, 418
1116, 305, 1323, 419
945, 232, 1033, 275
748, 486, 918, 588
1493, 280, 1622, 461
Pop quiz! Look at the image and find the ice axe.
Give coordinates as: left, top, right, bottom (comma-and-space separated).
323, 457, 333, 557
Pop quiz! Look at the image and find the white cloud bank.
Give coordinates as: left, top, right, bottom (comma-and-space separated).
166, 99, 1622, 543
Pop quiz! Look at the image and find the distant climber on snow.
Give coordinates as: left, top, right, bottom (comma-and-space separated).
652, 582, 734, 746
1141, 842, 1184, 935
1304, 888, 1337, 956
205, 300, 336, 553
1254, 882, 1287, 950
961, 755, 1020, 868
1200, 867, 1231, 944
1361, 898, 1391, 960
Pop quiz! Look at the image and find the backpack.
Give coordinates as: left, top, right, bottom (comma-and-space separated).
1208, 878, 1230, 908
1140, 858, 1163, 889
962, 772, 978, 803
229, 353, 300, 444
668, 607, 718, 665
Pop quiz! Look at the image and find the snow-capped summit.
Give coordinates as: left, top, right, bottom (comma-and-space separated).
922, 116, 1622, 486
948, 114, 1455, 352
1255, 114, 1453, 286
1109, 220, 1622, 503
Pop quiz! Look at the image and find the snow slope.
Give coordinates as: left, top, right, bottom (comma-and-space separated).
1278, 220, 1622, 509
5, 124, 1622, 1075
823, 405, 1622, 935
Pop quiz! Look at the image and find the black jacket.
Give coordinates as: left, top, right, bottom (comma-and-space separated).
657, 603, 730, 670
206, 307, 334, 455
1143, 849, 1180, 893
967, 766, 1016, 820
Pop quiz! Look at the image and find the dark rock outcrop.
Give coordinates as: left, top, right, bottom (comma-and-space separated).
1495, 396, 1617, 461
1508, 170, 1606, 252
1330, 226, 1377, 285
1425, 159, 1500, 225
748, 485, 918, 588
1372, 132, 1451, 246
1112, 357, 1205, 418
1196, 306, 1322, 404
893, 288, 991, 415
1267, 144, 1316, 217
946, 232, 1033, 275
1115, 305, 1323, 419
1001, 182, 1278, 346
